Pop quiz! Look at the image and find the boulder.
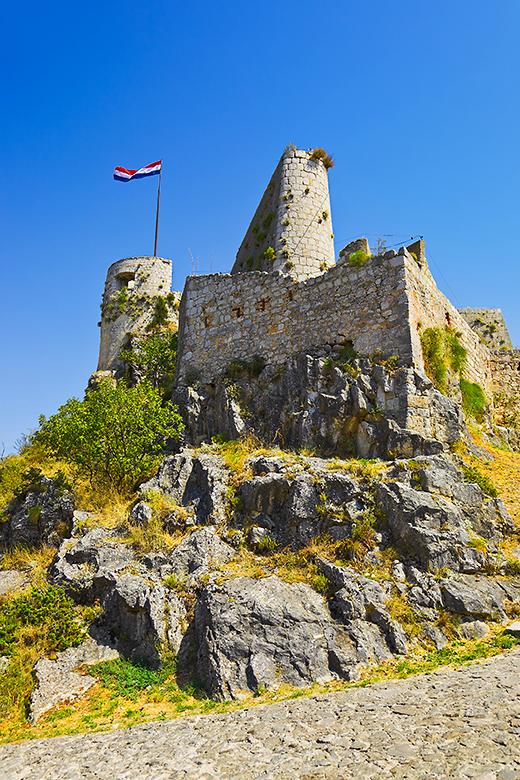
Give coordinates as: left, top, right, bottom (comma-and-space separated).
194, 576, 363, 700
169, 527, 235, 582
3, 477, 74, 548
52, 527, 134, 603
130, 502, 153, 525
140, 450, 229, 525
376, 481, 481, 572
101, 574, 187, 666
29, 635, 119, 723
439, 576, 508, 621
318, 559, 407, 654
0, 570, 28, 598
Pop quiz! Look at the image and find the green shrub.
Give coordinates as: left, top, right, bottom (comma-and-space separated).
120, 331, 177, 390
91, 656, 176, 701
146, 296, 169, 331
505, 559, 520, 576
257, 534, 277, 553
461, 463, 497, 497
262, 212, 274, 228
460, 378, 488, 422
36, 381, 183, 492
0, 587, 84, 657
420, 327, 467, 395
349, 250, 368, 268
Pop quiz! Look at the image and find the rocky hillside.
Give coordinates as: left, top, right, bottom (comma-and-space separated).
1, 351, 520, 741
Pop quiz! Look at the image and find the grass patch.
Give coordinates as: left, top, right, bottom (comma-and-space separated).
420, 326, 467, 395
460, 463, 498, 497
461, 378, 488, 422
0, 586, 87, 733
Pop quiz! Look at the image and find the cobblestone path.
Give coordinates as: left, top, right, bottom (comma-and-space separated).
2, 650, 520, 780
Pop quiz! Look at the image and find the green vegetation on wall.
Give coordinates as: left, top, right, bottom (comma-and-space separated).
420, 327, 467, 395
421, 327, 489, 422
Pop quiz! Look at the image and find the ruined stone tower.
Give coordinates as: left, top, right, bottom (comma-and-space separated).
232, 146, 335, 278
97, 256, 180, 374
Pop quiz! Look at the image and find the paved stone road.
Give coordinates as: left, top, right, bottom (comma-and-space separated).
2, 650, 520, 780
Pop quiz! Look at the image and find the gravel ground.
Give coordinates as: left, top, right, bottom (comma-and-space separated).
1, 649, 520, 780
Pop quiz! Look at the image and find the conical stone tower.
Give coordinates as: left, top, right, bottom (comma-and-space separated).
232, 146, 335, 278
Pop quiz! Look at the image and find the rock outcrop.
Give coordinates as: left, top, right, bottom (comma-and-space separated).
2, 476, 74, 548
173, 352, 464, 458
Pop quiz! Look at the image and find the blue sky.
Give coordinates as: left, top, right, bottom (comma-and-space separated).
2, 0, 519, 453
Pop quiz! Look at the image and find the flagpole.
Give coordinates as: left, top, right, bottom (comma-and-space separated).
154, 164, 162, 257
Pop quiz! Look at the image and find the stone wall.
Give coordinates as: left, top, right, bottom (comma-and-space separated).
176, 251, 414, 386
490, 349, 520, 397
459, 308, 513, 350
404, 251, 492, 394
176, 245, 495, 398
97, 256, 180, 373
232, 147, 335, 279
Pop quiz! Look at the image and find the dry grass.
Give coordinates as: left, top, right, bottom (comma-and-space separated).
0, 546, 56, 590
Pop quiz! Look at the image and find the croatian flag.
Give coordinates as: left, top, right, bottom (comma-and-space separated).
113, 160, 162, 182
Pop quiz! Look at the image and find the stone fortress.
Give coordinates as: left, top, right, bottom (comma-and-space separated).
97, 145, 520, 431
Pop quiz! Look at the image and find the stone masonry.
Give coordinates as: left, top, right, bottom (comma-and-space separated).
97, 256, 180, 373
232, 147, 335, 278
175, 240, 493, 394
459, 308, 513, 350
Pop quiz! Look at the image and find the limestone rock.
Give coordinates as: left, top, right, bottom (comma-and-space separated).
194, 576, 361, 701
140, 450, 229, 525
101, 574, 187, 666
52, 527, 134, 603
29, 636, 119, 723
173, 352, 465, 458
0, 570, 28, 598
130, 502, 153, 525
318, 559, 407, 654
2, 477, 74, 548
439, 576, 510, 621
169, 527, 235, 582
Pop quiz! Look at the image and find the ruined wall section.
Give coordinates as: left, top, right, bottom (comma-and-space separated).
459, 308, 513, 350
232, 147, 335, 279
404, 251, 492, 395
490, 349, 520, 398
176, 252, 414, 386
97, 256, 179, 373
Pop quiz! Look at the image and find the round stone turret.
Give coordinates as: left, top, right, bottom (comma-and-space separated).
232, 146, 335, 278
97, 256, 180, 373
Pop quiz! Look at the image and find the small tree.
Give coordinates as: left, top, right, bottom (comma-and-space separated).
120, 331, 177, 390
36, 381, 183, 492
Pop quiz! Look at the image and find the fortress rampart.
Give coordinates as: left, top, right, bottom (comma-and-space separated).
97, 256, 179, 373
175, 242, 493, 392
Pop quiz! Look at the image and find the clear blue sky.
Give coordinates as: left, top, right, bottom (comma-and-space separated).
2, 0, 519, 453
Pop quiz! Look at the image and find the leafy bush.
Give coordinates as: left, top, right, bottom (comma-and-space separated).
0, 587, 84, 657
460, 378, 488, 422
349, 250, 368, 268
36, 381, 183, 492
120, 331, 177, 390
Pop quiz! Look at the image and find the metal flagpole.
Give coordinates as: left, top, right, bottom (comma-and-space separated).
154, 163, 162, 257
